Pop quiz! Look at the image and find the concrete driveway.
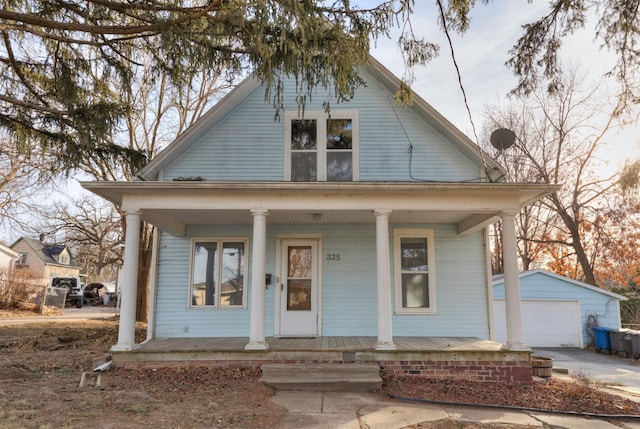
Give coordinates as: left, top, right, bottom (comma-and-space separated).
534, 347, 640, 389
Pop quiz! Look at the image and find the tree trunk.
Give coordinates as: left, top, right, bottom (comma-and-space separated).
135, 223, 154, 323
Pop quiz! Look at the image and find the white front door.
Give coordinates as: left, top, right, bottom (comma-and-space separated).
279, 239, 320, 336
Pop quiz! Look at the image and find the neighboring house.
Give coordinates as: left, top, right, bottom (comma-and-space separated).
493, 270, 627, 348
0, 242, 20, 272
10, 236, 81, 284
83, 57, 557, 382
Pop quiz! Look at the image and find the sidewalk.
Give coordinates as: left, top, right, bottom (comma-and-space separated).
271, 390, 640, 429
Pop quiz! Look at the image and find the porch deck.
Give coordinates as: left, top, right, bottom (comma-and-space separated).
111, 336, 533, 383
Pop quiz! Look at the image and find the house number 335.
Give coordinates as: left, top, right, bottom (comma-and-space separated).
326, 253, 341, 261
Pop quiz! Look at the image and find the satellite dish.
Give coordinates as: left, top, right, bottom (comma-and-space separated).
490, 128, 516, 151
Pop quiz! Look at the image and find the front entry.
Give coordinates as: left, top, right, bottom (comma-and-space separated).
278, 239, 321, 336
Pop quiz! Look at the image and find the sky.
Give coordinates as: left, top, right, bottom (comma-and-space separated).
369, 1, 640, 172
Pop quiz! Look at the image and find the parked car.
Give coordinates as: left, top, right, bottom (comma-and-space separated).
83, 283, 104, 306
48, 276, 83, 308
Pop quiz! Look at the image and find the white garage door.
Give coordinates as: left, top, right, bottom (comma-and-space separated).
493, 299, 581, 347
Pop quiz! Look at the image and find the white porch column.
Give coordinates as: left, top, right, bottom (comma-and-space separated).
501, 211, 528, 351
245, 209, 269, 350
112, 210, 141, 351
374, 209, 396, 350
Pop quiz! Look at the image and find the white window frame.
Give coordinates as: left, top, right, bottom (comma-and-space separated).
284, 110, 359, 181
393, 228, 436, 314
188, 237, 249, 309
16, 252, 28, 266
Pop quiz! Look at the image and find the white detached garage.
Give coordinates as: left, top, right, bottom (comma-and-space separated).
492, 270, 627, 348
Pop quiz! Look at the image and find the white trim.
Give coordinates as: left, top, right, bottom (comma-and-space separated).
284, 110, 359, 182
393, 228, 436, 315
188, 237, 249, 309
492, 269, 628, 301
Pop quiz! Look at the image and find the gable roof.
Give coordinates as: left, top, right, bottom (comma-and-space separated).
10, 237, 75, 266
492, 269, 627, 301
138, 56, 505, 181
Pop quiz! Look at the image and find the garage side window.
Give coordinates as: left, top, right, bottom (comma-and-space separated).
393, 229, 436, 314
190, 239, 247, 308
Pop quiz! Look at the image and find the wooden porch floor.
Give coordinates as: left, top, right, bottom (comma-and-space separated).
135, 336, 504, 353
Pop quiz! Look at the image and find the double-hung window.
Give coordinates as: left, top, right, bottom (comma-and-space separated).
393, 229, 436, 314
285, 111, 359, 181
190, 239, 248, 308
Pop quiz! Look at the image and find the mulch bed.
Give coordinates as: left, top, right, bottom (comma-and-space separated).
381, 375, 640, 416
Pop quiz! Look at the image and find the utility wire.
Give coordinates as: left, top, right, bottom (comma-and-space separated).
434, 0, 490, 174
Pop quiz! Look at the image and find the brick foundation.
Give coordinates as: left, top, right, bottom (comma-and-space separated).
114, 358, 533, 384
379, 360, 533, 384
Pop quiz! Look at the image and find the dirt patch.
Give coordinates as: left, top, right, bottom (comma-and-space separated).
1, 313, 640, 428
0, 319, 285, 428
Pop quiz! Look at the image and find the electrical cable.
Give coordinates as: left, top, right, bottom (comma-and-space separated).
434, 0, 492, 179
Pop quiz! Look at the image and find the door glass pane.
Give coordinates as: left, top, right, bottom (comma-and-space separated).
292, 119, 317, 150
219, 242, 244, 306
291, 152, 317, 181
288, 246, 312, 277
287, 279, 312, 310
326, 119, 352, 149
402, 273, 429, 308
192, 242, 217, 306
287, 246, 312, 311
327, 152, 352, 181
401, 238, 428, 271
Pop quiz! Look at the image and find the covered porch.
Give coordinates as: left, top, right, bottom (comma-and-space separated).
111, 335, 533, 383
82, 181, 559, 356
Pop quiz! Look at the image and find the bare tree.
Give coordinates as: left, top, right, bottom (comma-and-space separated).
484, 69, 622, 285
31, 196, 123, 282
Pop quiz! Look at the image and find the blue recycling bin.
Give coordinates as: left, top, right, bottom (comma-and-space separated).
592, 326, 612, 354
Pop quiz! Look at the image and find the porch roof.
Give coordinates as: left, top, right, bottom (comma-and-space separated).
81, 181, 559, 236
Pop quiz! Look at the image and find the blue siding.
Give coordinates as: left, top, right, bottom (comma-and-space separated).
153, 224, 489, 339
493, 271, 622, 347
163, 68, 479, 182
392, 225, 489, 338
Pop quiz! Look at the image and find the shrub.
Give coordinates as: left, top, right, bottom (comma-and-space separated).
0, 269, 38, 310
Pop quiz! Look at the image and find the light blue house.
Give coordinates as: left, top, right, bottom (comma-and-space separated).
493, 270, 627, 348
84, 57, 557, 382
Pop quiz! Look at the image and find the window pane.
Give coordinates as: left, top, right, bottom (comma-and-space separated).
402, 273, 429, 308
288, 246, 312, 278
287, 279, 312, 310
327, 152, 353, 181
401, 238, 428, 271
192, 242, 217, 306
291, 152, 317, 181
219, 242, 245, 306
326, 119, 352, 149
292, 119, 317, 150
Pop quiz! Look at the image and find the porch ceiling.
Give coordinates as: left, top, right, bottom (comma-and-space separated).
81, 181, 559, 236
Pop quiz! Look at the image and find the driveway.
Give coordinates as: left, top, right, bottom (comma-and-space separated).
534, 347, 640, 389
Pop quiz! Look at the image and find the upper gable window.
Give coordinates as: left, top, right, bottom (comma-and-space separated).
285, 111, 359, 182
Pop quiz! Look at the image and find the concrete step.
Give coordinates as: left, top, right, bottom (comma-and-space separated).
260, 363, 382, 392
